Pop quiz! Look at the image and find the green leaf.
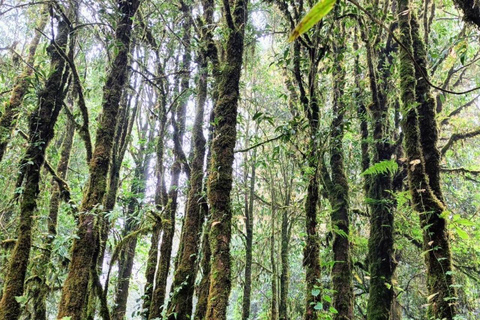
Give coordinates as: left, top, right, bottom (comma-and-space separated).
455, 218, 475, 226
329, 306, 338, 314
361, 159, 398, 176
323, 294, 332, 303
288, 0, 337, 42
314, 302, 323, 310
455, 227, 469, 240
311, 288, 321, 297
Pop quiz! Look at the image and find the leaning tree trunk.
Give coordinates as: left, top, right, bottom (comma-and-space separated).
0, 10, 48, 163
205, 0, 248, 319
0, 15, 70, 319
57, 1, 139, 319
398, 1, 456, 319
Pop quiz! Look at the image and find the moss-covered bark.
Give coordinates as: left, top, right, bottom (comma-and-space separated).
57, 1, 139, 319
453, 0, 480, 28
166, 21, 207, 319
398, 1, 456, 319
142, 55, 169, 319
0, 11, 48, 163
360, 14, 397, 320
193, 216, 212, 320
0, 15, 70, 319
112, 152, 149, 320
205, 1, 248, 319
329, 31, 353, 320
149, 13, 191, 318
27, 113, 75, 320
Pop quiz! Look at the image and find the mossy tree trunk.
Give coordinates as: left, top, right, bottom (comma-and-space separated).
359, 8, 398, 319
166, 13, 208, 318
142, 54, 169, 319
27, 112, 75, 320
57, 1, 140, 318
328, 27, 353, 319
205, 0, 248, 319
193, 215, 212, 320
148, 12, 191, 318
269, 171, 279, 320
398, 1, 456, 319
0, 13, 71, 319
241, 147, 256, 320
0, 10, 48, 163
112, 113, 152, 320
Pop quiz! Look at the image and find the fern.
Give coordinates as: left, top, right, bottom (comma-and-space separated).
361, 159, 398, 176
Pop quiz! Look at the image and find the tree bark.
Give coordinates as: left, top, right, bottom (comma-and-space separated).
329, 29, 353, 320
57, 1, 139, 318
166, 17, 208, 318
0, 14, 70, 319
0, 10, 48, 162
28, 113, 75, 320
398, 1, 456, 319
205, 0, 248, 319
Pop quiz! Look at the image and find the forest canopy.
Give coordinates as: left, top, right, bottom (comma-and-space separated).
0, 0, 479, 319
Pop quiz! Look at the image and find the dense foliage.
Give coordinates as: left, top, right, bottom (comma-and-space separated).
0, 0, 479, 319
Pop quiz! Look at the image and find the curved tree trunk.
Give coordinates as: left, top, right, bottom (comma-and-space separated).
0, 15, 70, 319
57, 1, 139, 318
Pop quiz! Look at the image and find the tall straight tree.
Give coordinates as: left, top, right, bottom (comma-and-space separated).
205, 0, 249, 319
57, 0, 140, 318
0, 11, 71, 319
398, 0, 456, 318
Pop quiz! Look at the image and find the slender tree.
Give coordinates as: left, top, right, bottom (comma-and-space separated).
0, 12, 71, 319
57, 1, 140, 318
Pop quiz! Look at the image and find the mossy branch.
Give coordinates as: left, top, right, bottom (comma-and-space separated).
441, 127, 480, 155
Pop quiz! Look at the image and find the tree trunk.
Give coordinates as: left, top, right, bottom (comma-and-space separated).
57, 1, 139, 318
148, 14, 191, 317
28, 113, 75, 320
270, 176, 278, 320
360, 12, 397, 320
241, 149, 255, 320
112, 153, 149, 320
398, 1, 456, 319
205, 0, 248, 319
329, 29, 353, 320
0, 15, 70, 319
166, 21, 207, 319
0, 10, 48, 162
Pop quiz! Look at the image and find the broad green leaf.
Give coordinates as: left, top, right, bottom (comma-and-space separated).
314, 302, 323, 310
455, 227, 469, 240
455, 218, 475, 226
288, 0, 337, 42
311, 288, 321, 297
